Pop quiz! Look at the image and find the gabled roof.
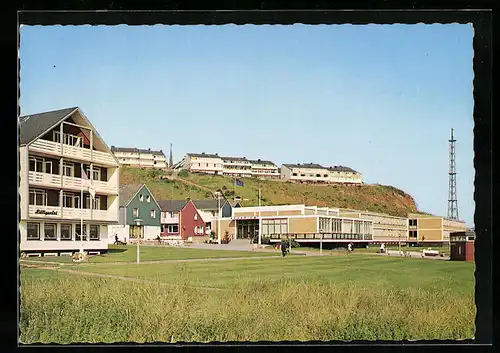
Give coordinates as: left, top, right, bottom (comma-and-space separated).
19, 107, 78, 146
119, 184, 143, 207
283, 163, 326, 170
112, 146, 165, 155
158, 200, 189, 212
186, 152, 220, 159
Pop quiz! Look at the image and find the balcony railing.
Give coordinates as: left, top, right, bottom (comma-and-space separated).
267, 233, 373, 241
28, 171, 118, 195
20, 239, 108, 252
29, 205, 118, 222
29, 139, 118, 166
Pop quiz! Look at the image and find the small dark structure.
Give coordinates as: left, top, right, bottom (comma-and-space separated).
449, 231, 475, 262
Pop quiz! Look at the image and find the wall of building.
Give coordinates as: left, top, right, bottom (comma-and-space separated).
19, 146, 29, 220
125, 185, 161, 227
179, 201, 206, 240
288, 217, 318, 233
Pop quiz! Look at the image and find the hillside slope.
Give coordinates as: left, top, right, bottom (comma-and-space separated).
119, 167, 419, 218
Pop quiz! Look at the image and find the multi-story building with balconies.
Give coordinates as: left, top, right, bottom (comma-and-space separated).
221, 156, 252, 178
18, 107, 120, 256
281, 163, 363, 184
249, 159, 280, 179
183, 153, 223, 175
111, 146, 167, 169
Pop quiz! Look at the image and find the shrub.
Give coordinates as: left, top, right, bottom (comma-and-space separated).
178, 170, 189, 178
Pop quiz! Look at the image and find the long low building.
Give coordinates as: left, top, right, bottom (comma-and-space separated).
213, 204, 374, 244
407, 213, 468, 245
281, 163, 363, 184
111, 146, 167, 169
339, 209, 409, 244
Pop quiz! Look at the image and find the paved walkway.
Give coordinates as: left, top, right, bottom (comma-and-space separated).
377, 249, 450, 260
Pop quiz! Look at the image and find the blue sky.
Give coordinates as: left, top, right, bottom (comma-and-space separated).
19, 24, 474, 226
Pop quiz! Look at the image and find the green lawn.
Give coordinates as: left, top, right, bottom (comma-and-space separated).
20, 253, 475, 343
22, 244, 280, 263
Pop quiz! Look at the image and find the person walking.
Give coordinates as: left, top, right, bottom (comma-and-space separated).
281, 240, 288, 257
347, 242, 352, 254
114, 234, 119, 245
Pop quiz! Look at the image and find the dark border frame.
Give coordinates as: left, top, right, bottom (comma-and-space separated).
13, 6, 494, 349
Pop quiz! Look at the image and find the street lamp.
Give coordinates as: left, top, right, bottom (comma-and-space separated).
133, 218, 144, 264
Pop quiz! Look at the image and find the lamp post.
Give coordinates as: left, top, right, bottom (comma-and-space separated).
134, 218, 143, 264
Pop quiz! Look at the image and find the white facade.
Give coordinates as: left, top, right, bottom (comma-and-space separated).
112, 148, 167, 169
222, 157, 252, 178
183, 154, 223, 174
281, 164, 363, 184
250, 160, 280, 179
19, 107, 120, 254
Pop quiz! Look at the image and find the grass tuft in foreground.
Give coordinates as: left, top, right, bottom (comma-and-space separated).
20, 268, 474, 343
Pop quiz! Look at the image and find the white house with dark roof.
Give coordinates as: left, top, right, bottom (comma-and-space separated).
249, 159, 280, 179
18, 107, 120, 256
183, 153, 223, 174
111, 146, 167, 169
221, 156, 252, 178
281, 163, 363, 184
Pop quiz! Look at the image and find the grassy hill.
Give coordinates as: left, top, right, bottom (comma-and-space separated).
119, 167, 419, 217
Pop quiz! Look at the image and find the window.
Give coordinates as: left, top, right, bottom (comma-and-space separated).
324, 174, 328, 177
262, 219, 287, 235
44, 223, 57, 240
170, 211, 179, 219
27, 222, 40, 240
85, 166, 101, 181
300, 174, 305, 177
63, 192, 80, 208
29, 189, 47, 206
53, 131, 82, 147
139, 194, 144, 202
89, 225, 100, 240
133, 208, 139, 217
194, 213, 198, 221
85, 195, 100, 210
292, 173, 297, 176
75, 224, 86, 241
316, 174, 321, 177
146, 195, 151, 203
150, 209, 156, 218
61, 224, 72, 240
63, 162, 75, 177
167, 224, 179, 233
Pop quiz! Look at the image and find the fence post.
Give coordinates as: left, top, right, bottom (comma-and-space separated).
320, 233, 323, 256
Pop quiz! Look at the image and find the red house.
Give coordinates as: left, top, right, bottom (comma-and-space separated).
158, 199, 206, 240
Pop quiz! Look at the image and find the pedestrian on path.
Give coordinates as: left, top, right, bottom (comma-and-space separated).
281, 240, 288, 257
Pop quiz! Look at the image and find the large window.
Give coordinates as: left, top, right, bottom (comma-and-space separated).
262, 219, 287, 236
63, 162, 75, 177
167, 224, 179, 233
44, 223, 57, 240
29, 157, 52, 173
29, 189, 47, 206
53, 131, 82, 147
63, 192, 80, 208
89, 225, 100, 240
75, 224, 85, 241
27, 222, 40, 240
61, 224, 72, 240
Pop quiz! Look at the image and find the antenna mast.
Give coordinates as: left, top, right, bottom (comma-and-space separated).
447, 128, 459, 220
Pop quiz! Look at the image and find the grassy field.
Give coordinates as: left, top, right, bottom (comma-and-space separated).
119, 167, 421, 217
22, 244, 281, 263
20, 250, 475, 343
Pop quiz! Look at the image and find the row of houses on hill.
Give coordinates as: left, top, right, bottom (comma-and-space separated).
180, 153, 364, 184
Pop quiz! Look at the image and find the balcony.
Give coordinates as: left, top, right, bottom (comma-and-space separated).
29, 205, 118, 222
161, 215, 180, 224
28, 171, 118, 195
29, 139, 118, 167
